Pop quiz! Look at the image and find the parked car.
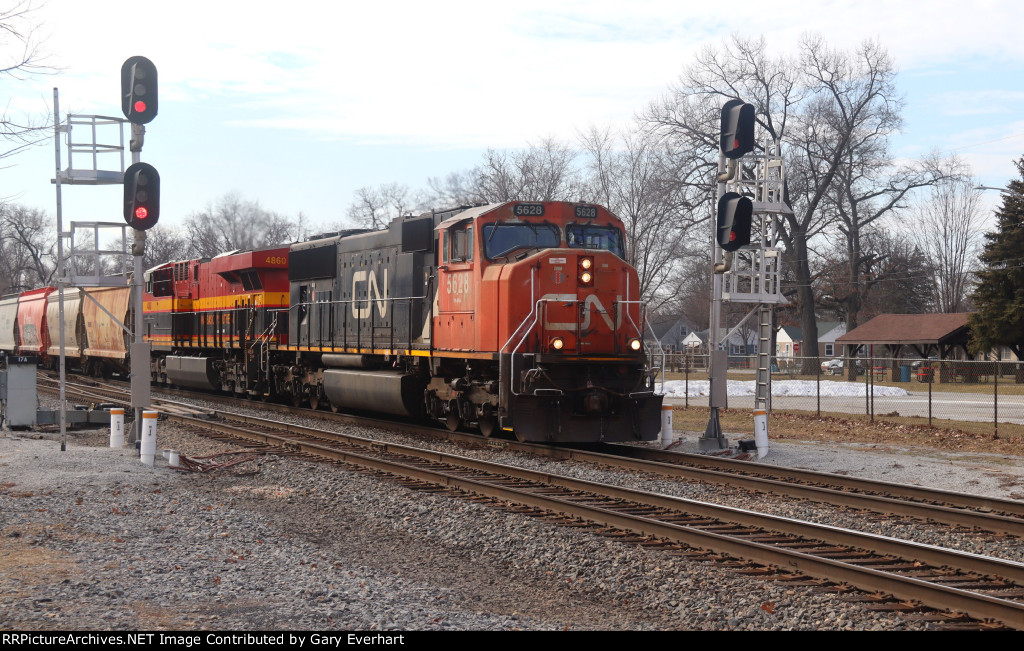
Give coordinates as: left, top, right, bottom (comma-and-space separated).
823, 358, 863, 376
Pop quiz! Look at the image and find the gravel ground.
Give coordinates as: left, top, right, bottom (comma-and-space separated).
4, 400, 1023, 632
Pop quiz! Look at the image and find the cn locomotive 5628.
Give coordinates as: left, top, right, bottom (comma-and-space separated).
2, 201, 663, 443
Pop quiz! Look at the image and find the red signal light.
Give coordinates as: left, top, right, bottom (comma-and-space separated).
123, 162, 160, 230
134, 100, 147, 113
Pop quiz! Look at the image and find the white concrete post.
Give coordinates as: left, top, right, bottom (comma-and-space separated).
140, 410, 158, 466
109, 408, 125, 448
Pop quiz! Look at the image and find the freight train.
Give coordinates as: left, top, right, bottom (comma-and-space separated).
0, 201, 664, 443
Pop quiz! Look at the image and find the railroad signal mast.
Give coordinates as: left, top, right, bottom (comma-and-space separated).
703, 99, 791, 453
48, 55, 160, 450
120, 56, 159, 445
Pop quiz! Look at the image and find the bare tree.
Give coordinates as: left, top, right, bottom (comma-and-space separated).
0, 202, 54, 290
912, 175, 984, 313
816, 232, 932, 325
422, 171, 486, 209
579, 123, 704, 307
185, 193, 298, 258
138, 224, 190, 269
827, 151, 954, 331
646, 34, 944, 372
471, 136, 583, 203
346, 183, 414, 230
1, 0, 57, 162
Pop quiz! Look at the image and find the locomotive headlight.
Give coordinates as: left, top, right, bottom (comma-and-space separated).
629, 338, 642, 352
550, 337, 565, 351
578, 256, 595, 287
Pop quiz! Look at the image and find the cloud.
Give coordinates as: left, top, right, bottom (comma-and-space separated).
932, 90, 1024, 117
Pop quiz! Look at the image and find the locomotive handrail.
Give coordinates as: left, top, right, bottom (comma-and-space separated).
291, 295, 426, 352
498, 267, 664, 397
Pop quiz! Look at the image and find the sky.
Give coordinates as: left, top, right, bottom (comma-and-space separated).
4, 0, 1024, 234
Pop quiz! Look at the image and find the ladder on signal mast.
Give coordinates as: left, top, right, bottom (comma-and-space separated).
754, 306, 773, 412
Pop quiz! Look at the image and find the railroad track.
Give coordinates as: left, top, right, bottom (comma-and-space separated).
40, 374, 1024, 539
167, 408, 1024, 629
39, 376, 1024, 628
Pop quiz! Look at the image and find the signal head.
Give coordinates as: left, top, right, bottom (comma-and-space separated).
716, 192, 753, 252
720, 99, 755, 159
121, 56, 158, 124
123, 162, 161, 231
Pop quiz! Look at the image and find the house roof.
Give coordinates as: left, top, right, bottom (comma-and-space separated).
836, 313, 971, 345
779, 325, 802, 341
817, 321, 841, 337
649, 315, 696, 342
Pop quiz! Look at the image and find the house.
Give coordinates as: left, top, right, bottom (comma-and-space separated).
649, 315, 698, 351
817, 322, 845, 358
776, 325, 802, 360
681, 331, 705, 350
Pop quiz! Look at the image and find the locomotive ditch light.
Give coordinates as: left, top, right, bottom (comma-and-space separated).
550, 337, 565, 351
629, 338, 642, 352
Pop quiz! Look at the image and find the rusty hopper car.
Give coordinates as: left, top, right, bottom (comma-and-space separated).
14, 287, 55, 363
282, 201, 663, 443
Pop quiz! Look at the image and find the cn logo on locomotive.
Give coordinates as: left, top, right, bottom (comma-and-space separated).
540, 293, 622, 331
351, 269, 388, 320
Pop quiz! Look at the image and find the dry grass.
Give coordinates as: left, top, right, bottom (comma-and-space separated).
670, 406, 1024, 455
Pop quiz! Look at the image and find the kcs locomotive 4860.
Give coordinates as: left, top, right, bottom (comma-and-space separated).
2, 201, 664, 443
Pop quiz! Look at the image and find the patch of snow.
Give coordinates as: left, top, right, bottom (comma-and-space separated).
661, 379, 909, 399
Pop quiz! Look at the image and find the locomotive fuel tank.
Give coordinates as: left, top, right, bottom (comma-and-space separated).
164, 356, 220, 391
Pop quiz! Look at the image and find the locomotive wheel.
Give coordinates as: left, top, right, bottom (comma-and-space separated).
309, 394, 320, 410
478, 415, 497, 438
329, 401, 339, 413
445, 412, 460, 431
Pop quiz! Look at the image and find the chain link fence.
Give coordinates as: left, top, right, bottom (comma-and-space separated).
660, 353, 1024, 438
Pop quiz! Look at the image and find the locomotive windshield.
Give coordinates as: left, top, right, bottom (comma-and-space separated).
483, 222, 561, 260
566, 224, 625, 259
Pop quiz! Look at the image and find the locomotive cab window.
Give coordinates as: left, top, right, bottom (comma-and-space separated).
150, 268, 174, 297
483, 222, 560, 260
449, 225, 473, 263
566, 224, 626, 260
